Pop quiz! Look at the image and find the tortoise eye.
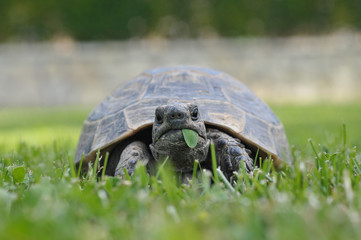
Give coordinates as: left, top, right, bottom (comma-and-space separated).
191, 107, 199, 121
155, 109, 163, 124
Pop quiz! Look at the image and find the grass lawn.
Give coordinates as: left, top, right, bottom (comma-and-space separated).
1, 103, 361, 240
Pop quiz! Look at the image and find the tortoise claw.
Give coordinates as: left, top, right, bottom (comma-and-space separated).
114, 141, 152, 177
208, 128, 254, 180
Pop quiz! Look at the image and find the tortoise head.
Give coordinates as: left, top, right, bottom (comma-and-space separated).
149, 102, 210, 172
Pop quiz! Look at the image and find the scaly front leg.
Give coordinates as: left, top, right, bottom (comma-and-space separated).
114, 141, 153, 177
207, 129, 253, 180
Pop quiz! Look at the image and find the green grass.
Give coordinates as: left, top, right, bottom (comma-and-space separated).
273, 103, 361, 150
0, 107, 90, 150
1, 103, 361, 240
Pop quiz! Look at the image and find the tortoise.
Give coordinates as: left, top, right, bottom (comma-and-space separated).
75, 66, 291, 180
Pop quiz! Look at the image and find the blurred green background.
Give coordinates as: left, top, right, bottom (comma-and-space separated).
1, 0, 361, 41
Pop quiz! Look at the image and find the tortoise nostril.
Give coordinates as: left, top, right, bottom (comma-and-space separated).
168, 110, 184, 121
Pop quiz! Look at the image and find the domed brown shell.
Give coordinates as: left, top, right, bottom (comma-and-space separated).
75, 66, 291, 168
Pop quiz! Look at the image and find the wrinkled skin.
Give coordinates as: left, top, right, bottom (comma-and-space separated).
112, 102, 254, 180
150, 102, 210, 171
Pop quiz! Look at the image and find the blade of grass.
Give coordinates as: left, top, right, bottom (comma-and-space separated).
134, 164, 149, 188
67, 155, 76, 179
266, 156, 273, 173
216, 167, 235, 192
259, 157, 263, 171
101, 152, 109, 180
122, 167, 131, 181
309, 139, 320, 169
192, 160, 199, 183
155, 156, 169, 180
351, 146, 361, 175
77, 153, 84, 178
342, 123, 347, 147
160, 165, 179, 202
93, 149, 101, 180
210, 141, 219, 183
240, 161, 251, 191
254, 148, 260, 167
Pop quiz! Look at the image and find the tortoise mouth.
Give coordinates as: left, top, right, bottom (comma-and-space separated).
150, 129, 210, 171
155, 128, 206, 145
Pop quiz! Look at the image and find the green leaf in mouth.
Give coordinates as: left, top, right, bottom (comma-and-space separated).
182, 129, 199, 148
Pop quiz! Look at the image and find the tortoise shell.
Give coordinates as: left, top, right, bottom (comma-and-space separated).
75, 66, 291, 168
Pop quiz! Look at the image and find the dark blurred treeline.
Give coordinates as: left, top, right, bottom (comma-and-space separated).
1, 0, 360, 41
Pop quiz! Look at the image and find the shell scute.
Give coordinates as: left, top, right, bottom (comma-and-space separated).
75, 121, 98, 162
242, 114, 276, 154
92, 111, 127, 151
124, 98, 169, 130
144, 71, 226, 101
